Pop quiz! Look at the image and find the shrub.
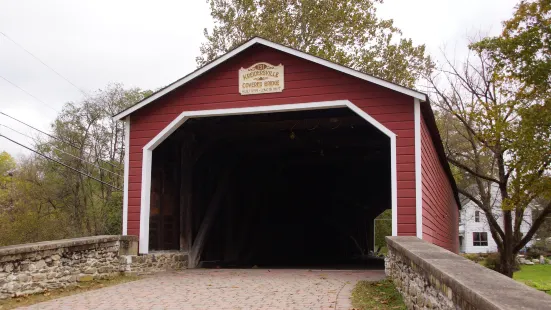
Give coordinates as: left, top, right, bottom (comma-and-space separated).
526, 246, 547, 259
484, 253, 520, 272
463, 253, 484, 263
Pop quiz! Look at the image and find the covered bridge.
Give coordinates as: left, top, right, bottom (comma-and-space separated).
113, 37, 460, 268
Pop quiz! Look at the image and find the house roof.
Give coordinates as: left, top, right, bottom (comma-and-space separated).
112, 37, 460, 208
112, 37, 426, 120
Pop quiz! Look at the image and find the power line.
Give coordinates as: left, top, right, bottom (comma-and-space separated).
0, 75, 59, 113
0, 123, 122, 178
0, 111, 121, 168
0, 111, 79, 149
0, 31, 90, 98
0, 134, 121, 191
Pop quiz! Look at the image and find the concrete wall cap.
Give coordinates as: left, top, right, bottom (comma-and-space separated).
0, 235, 138, 257
386, 236, 551, 310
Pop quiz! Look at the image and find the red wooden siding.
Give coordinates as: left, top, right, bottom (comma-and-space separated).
420, 117, 459, 252
127, 45, 416, 238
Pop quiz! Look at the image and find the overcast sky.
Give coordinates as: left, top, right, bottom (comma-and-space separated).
0, 0, 517, 157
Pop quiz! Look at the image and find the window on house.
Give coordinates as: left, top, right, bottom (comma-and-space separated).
473, 232, 488, 246
475, 211, 480, 222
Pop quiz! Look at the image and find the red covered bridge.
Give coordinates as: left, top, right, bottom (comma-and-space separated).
113, 37, 460, 268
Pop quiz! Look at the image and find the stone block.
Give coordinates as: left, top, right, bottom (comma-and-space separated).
119, 238, 139, 256
27, 263, 37, 272
98, 266, 113, 273
77, 275, 94, 282
17, 274, 29, 282
4, 263, 14, 272
84, 267, 97, 274
5, 281, 21, 291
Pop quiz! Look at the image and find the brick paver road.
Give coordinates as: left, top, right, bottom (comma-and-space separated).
19, 269, 385, 310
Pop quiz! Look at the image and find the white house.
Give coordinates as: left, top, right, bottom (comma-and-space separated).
459, 191, 533, 253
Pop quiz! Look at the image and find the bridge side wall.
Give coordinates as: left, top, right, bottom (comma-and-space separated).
0, 236, 185, 299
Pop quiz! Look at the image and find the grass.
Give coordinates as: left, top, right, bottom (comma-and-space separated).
0, 275, 141, 310
513, 264, 551, 295
351, 278, 406, 310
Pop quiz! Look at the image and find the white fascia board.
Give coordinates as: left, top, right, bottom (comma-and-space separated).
414, 99, 423, 239
122, 116, 130, 235
113, 39, 259, 121
255, 38, 427, 101
113, 38, 426, 121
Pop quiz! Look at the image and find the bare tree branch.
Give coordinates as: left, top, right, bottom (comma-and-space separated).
447, 157, 500, 183
514, 201, 551, 252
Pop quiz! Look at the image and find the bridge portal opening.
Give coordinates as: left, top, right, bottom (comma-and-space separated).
148, 107, 391, 268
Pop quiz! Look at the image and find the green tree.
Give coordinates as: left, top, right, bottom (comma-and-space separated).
0, 154, 72, 245
429, 0, 551, 277
374, 209, 392, 254
0, 151, 16, 210
198, 0, 433, 87
533, 196, 551, 241
473, 0, 551, 101
42, 83, 151, 236
0, 84, 151, 246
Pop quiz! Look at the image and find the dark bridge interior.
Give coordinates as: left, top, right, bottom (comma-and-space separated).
148, 108, 391, 268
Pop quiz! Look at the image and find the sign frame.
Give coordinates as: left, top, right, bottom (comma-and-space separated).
238, 62, 284, 95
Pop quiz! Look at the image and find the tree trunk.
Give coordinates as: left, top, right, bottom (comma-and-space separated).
499, 244, 515, 278
500, 210, 514, 278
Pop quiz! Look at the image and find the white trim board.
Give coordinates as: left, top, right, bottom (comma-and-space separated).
414, 99, 423, 239
113, 37, 426, 121
122, 116, 130, 236
137, 100, 398, 254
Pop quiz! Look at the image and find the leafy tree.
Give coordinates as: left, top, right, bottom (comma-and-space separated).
473, 0, 550, 101
374, 209, 392, 254
0, 84, 151, 246
0, 154, 72, 245
533, 197, 551, 241
42, 83, 151, 236
198, 0, 433, 87
0, 151, 16, 211
428, 0, 551, 277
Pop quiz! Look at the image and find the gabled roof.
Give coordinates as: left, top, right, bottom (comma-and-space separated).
112, 37, 459, 208
113, 37, 426, 120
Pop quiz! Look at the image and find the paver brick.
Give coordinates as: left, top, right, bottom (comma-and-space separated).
18, 269, 385, 310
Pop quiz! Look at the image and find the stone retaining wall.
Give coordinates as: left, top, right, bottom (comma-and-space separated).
0, 236, 187, 299
121, 252, 188, 275
385, 236, 551, 310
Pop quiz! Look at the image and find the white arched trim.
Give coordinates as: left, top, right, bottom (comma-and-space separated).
138, 100, 397, 253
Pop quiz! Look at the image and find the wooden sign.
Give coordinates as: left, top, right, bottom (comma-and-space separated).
239, 62, 284, 95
